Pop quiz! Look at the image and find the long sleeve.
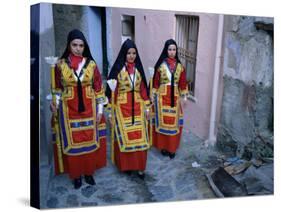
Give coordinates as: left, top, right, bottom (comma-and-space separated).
140, 80, 149, 101
153, 69, 161, 90
178, 67, 188, 97
93, 65, 106, 104
54, 65, 63, 92
52, 64, 63, 106
92, 65, 106, 114
140, 80, 151, 108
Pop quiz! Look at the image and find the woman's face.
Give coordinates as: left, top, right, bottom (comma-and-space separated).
126, 48, 137, 63
167, 44, 177, 59
70, 39, 85, 56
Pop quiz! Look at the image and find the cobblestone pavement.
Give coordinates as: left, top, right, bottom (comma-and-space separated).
40, 130, 227, 209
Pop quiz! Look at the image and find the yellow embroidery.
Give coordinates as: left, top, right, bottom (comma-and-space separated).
157, 85, 180, 130
114, 68, 149, 152
158, 62, 183, 85
57, 59, 102, 156
154, 63, 185, 135
117, 68, 142, 93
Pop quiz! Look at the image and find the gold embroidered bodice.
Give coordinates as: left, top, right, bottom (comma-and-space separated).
58, 59, 96, 88
158, 62, 183, 85
117, 67, 142, 93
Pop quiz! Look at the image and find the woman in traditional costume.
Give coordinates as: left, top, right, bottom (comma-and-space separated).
50, 29, 107, 189
106, 39, 151, 179
152, 39, 188, 159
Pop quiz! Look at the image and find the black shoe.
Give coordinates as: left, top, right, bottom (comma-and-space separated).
84, 175, 96, 185
73, 177, 82, 189
137, 171, 145, 180
161, 149, 169, 157
124, 171, 132, 176
169, 152, 176, 159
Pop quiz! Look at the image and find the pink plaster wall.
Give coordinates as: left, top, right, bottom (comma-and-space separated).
110, 8, 174, 77
109, 7, 222, 140
186, 13, 220, 139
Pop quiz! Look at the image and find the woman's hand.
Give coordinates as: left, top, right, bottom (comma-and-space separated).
97, 113, 102, 124
150, 96, 154, 105
107, 114, 112, 126
150, 92, 156, 105
145, 109, 150, 120
181, 97, 188, 108
50, 102, 57, 113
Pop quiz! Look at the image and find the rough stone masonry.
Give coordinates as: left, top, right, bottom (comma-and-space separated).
217, 16, 273, 160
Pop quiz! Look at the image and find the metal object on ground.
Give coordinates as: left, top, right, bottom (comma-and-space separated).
206, 167, 247, 197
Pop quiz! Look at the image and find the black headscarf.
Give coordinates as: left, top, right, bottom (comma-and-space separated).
60, 29, 95, 113
106, 39, 149, 124
153, 39, 181, 107
60, 29, 94, 61
106, 39, 149, 99
154, 39, 181, 72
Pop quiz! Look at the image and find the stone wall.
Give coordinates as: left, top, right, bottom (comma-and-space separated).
216, 16, 273, 159
52, 5, 104, 74
53, 4, 88, 57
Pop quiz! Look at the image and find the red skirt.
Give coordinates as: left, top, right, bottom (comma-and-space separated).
114, 142, 147, 172
53, 137, 106, 179
152, 125, 183, 153
152, 85, 183, 154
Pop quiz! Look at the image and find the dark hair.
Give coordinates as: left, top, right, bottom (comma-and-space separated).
60, 29, 94, 61
106, 39, 149, 99
60, 29, 95, 113
153, 39, 182, 107
154, 39, 181, 72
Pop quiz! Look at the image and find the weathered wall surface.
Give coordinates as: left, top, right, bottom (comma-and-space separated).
217, 16, 273, 159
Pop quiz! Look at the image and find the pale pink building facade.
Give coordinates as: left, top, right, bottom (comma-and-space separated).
106, 7, 224, 142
